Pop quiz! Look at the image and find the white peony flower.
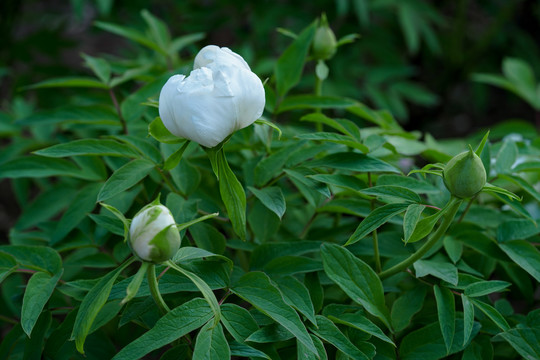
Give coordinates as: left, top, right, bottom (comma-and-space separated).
158, 45, 265, 148
129, 204, 180, 263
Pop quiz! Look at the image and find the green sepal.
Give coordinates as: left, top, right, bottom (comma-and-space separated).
100, 202, 131, 242
121, 262, 149, 305
482, 183, 521, 201
255, 119, 282, 139
475, 131, 490, 157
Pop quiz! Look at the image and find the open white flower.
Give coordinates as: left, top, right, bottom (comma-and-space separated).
159, 45, 265, 148
129, 204, 180, 263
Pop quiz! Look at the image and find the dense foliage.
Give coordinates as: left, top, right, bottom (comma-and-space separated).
1, 2, 540, 359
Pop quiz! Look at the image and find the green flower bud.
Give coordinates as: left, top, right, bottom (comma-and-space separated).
443, 147, 487, 198
312, 13, 337, 60
129, 203, 180, 263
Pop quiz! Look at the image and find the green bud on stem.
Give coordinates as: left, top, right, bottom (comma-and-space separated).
443, 147, 487, 198
312, 13, 337, 60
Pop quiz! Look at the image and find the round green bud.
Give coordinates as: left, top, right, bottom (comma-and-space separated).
129, 204, 181, 263
312, 14, 337, 60
443, 148, 487, 198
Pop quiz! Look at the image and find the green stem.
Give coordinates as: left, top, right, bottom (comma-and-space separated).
379, 197, 463, 280
147, 264, 170, 314
368, 173, 382, 273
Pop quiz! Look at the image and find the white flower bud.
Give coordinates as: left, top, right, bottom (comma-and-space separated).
159, 45, 265, 148
129, 204, 180, 263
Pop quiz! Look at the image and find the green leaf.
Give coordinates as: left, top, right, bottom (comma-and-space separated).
72, 258, 134, 353
254, 118, 282, 139
220, 303, 259, 342
168, 32, 206, 55
254, 141, 305, 186
359, 185, 421, 203
300, 112, 359, 137
321, 243, 391, 329
217, 149, 246, 240
464, 280, 511, 297
399, 320, 480, 360
297, 132, 369, 153
377, 174, 439, 193
112, 298, 213, 360
498, 219, 540, 242
193, 321, 230, 360
285, 168, 331, 199
229, 341, 271, 359
414, 259, 458, 285
406, 205, 447, 244
307, 152, 400, 173
0, 156, 99, 180
494, 140, 518, 174
97, 159, 155, 202
51, 182, 102, 245
0, 245, 62, 275
21, 271, 63, 337
499, 174, 540, 203
434, 285, 455, 354
23, 310, 52, 360
248, 186, 286, 219
149, 116, 185, 144
461, 294, 475, 346
278, 95, 357, 113
474, 131, 490, 157
470, 299, 510, 331
482, 183, 521, 201
81, 53, 111, 84
164, 141, 190, 171
121, 262, 149, 305
35, 139, 140, 158
499, 240, 540, 282
398, 3, 420, 54
275, 21, 317, 97
310, 315, 371, 360
391, 287, 427, 332
329, 312, 395, 346
308, 173, 366, 193
166, 261, 221, 324
231, 272, 317, 355
94, 21, 164, 55
140, 9, 170, 52
23, 77, 109, 90
188, 223, 226, 255
346, 203, 409, 246
403, 204, 425, 244
497, 327, 540, 359
100, 202, 130, 242
297, 335, 328, 360
274, 276, 316, 326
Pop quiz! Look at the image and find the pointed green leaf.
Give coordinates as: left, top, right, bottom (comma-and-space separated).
275, 21, 317, 97
464, 280, 511, 297
248, 186, 286, 219
321, 243, 391, 329
414, 259, 458, 285
274, 276, 316, 325
310, 315, 371, 360
499, 240, 540, 282
434, 285, 455, 354
35, 139, 140, 158
307, 152, 400, 173
296, 132, 369, 153
329, 313, 395, 346
82, 53, 111, 84
112, 298, 213, 360
220, 303, 259, 342
164, 140, 191, 171
346, 203, 409, 246
231, 272, 317, 355
72, 258, 134, 353
193, 321, 230, 360
217, 149, 246, 240
359, 185, 421, 203
21, 271, 63, 337
149, 116, 185, 144
98, 159, 155, 202
23, 77, 110, 90
403, 204, 425, 243
461, 294, 475, 346
470, 299, 510, 331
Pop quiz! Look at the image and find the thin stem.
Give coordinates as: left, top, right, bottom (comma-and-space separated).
379, 197, 463, 280
368, 173, 382, 273
457, 194, 477, 223
314, 75, 323, 132
147, 264, 170, 314
109, 88, 128, 135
